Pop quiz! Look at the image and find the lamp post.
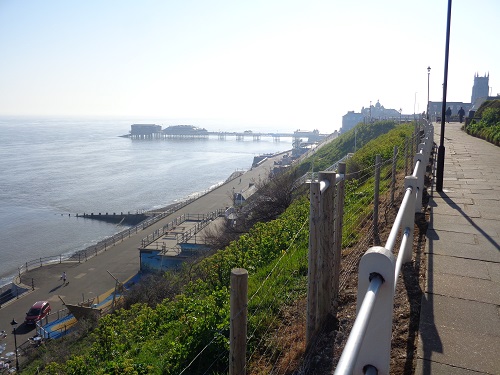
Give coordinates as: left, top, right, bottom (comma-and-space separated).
414, 92, 418, 120
427, 66, 431, 120
10, 318, 20, 372
436, 0, 453, 192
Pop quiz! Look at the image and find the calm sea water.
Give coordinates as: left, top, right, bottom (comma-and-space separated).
0, 117, 293, 286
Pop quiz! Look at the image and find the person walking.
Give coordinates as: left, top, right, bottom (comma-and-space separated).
445, 107, 452, 123
62, 271, 67, 284
458, 106, 465, 123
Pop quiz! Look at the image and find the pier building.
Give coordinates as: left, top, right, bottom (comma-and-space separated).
130, 124, 162, 139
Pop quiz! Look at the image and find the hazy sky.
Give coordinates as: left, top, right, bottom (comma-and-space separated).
1, 0, 498, 132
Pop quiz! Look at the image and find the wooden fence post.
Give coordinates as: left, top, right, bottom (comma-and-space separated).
333, 163, 346, 306
373, 155, 381, 245
306, 181, 321, 344
414, 121, 419, 154
391, 146, 398, 206
317, 171, 336, 325
404, 138, 409, 176
230, 268, 248, 375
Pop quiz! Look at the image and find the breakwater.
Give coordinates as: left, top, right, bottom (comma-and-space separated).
76, 212, 149, 225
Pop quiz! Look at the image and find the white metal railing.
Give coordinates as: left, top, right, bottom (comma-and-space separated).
334, 120, 434, 374
140, 209, 224, 248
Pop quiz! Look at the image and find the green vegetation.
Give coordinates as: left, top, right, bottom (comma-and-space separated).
298, 120, 402, 175
24, 120, 415, 374
465, 99, 500, 145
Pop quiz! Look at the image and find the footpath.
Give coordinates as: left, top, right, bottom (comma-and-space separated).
416, 122, 500, 374
0, 151, 288, 362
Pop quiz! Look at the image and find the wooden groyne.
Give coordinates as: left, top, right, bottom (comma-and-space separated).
76, 212, 149, 225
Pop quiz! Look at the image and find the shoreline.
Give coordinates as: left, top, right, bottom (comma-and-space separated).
0, 166, 251, 289
1, 149, 290, 290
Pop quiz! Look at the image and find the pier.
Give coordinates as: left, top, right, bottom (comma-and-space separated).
125, 124, 333, 143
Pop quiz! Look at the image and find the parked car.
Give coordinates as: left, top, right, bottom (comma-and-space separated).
25, 301, 51, 325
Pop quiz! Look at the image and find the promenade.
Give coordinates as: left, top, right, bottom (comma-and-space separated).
0, 152, 287, 360
416, 122, 500, 374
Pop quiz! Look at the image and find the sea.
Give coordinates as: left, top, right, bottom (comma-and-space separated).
0, 116, 294, 287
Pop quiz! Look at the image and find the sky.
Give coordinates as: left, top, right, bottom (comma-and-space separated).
0, 0, 499, 133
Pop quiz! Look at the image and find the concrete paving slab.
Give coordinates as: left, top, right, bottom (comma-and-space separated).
427, 272, 499, 305
474, 230, 500, 249
487, 262, 500, 282
430, 212, 487, 229
426, 240, 500, 263
462, 204, 482, 218
433, 196, 475, 205
416, 359, 495, 375
419, 294, 500, 337
462, 178, 489, 184
417, 321, 500, 374
427, 202, 466, 216
430, 254, 491, 280
469, 202, 500, 213
432, 190, 469, 198
429, 217, 500, 238
426, 229, 477, 245
470, 193, 500, 201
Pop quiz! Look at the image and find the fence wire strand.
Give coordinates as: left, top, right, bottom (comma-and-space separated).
178, 128, 422, 374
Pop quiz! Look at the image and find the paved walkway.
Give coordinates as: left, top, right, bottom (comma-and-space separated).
0, 151, 289, 359
416, 122, 500, 374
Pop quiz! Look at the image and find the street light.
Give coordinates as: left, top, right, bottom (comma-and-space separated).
414, 92, 418, 119
10, 318, 20, 372
436, 0, 453, 192
427, 66, 431, 120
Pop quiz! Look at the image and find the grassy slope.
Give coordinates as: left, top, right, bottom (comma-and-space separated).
25, 121, 415, 375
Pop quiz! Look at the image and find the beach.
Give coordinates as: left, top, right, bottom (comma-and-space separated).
0, 117, 293, 286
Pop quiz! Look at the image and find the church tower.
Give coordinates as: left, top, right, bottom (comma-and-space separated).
471, 73, 489, 104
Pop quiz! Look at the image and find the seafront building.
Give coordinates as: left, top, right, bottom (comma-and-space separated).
341, 100, 402, 133
428, 73, 494, 121
342, 73, 496, 130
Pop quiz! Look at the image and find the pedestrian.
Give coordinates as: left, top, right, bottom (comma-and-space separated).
458, 106, 465, 123
445, 107, 452, 123
62, 272, 66, 284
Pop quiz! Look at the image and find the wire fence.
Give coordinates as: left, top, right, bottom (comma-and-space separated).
12, 124, 423, 374
173, 125, 423, 374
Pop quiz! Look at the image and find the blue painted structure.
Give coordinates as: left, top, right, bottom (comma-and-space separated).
140, 243, 210, 273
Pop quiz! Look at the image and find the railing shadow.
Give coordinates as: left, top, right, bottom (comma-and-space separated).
436, 191, 499, 251
417, 165, 443, 375
401, 214, 427, 374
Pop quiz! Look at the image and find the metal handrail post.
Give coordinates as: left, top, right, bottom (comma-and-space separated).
400, 176, 418, 263
335, 274, 383, 375
354, 246, 395, 374
413, 153, 425, 212
335, 246, 395, 374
